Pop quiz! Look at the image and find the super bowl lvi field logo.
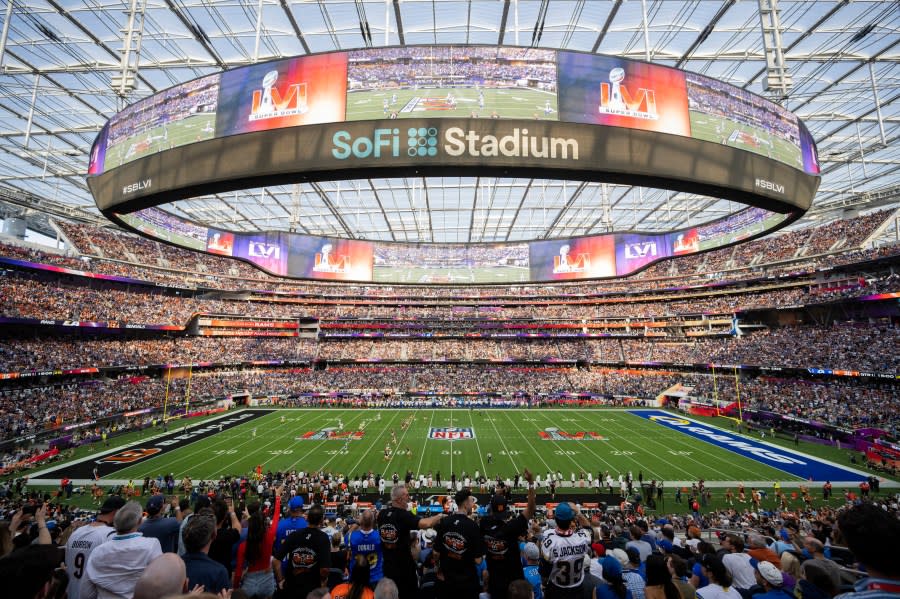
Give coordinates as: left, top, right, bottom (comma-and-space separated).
539, 427, 606, 440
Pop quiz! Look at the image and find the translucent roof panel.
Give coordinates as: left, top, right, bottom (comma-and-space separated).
0, 0, 897, 239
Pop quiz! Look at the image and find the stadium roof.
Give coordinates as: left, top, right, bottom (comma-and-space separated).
0, 0, 898, 244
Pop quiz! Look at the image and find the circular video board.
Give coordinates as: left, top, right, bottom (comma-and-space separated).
86, 45, 819, 284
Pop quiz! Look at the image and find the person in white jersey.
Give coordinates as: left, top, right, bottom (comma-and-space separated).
540, 501, 593, 598
81, 501, 162, 599
65, 495, 125, 599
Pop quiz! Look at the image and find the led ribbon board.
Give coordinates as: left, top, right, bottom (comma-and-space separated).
87, 46, 819, 284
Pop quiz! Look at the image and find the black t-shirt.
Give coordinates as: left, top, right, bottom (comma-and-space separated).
275, 527, 331, 598
377, 505, 420, 582
436, 513, 485, 590
209, 526, 241, 573
480, 513, 528, 594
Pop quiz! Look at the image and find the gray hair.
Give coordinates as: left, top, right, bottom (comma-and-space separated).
374, 577, 399, 599
390, 484, 407, 502
114, 500, 144, 533
748, 534, 767, 549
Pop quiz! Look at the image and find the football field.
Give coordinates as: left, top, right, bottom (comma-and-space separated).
689, 112, 803, 170
346, 86, 558, 121
373, 265, 530, 284
34, 409, 873, 488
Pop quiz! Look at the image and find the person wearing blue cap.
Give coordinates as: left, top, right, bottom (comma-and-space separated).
594, 555, 632, 599
275, 494, 307, 551
540, 501, 593, 598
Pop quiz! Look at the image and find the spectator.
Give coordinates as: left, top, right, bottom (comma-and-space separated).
540, 501, 593, 598
667, 554, 696, 599
275, 503, 331, 599
522, 542, 544, 599
697, 555, 742, 599
594, 554, 631, 599
373, 577, 399, 599
65, 495, 125, 599
349, 509, 383, 586
234, 485, 283, 598
377, 484, 444, 598
81, 500, 162, 599
182, 509, 230, 594
0, 544, 66, 599
434, 488, 484, 599
331, 554, 375, 599
645, 554, 681, 599
753, 561, 792, 599
721, 534, 756, 591
480, 469, 536, 598
133, 553, 189, 599
834, 503, 900, 599
275, 495, 308, 552
139, 494, 183, 553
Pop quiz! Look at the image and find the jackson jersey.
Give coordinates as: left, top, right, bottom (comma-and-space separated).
540, 527, 591, 591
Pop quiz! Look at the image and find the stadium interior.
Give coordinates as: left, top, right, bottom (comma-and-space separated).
0, 2, 899, 598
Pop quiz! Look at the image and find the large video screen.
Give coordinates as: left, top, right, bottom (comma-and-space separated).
347, 47, 557, 121
117, 206, 792, 284
104, 74, 220, 171
90, 45, 818, 177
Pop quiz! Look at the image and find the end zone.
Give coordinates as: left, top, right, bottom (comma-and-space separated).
630, 410, 878, 485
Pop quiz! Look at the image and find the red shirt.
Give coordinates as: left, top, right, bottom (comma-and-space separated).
234, 495, 281, 587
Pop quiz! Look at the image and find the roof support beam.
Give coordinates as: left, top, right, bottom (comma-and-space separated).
163, 0, 226, 69
591, 0, 622, 53
367, 178, 396, 241
539, 181, 587, 239
310, 181, 355, 238
676, 0, 736, 68
393, 0, 405, 45
498, 0, 510, 46
279, 0, 310, 53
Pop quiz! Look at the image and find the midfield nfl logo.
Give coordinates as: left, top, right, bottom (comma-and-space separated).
539, 427, 606, 441
429, 427, 475, 440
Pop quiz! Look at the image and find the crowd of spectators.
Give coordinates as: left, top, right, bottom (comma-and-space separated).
348, 46, 557, 91
10, 266, 898, 326
1, 362, 897, 444
32, 209, 896, 298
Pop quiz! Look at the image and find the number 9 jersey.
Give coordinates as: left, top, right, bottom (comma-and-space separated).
540, 526, 591, 597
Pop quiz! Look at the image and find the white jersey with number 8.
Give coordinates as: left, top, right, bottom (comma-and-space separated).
540, 527, 591, 589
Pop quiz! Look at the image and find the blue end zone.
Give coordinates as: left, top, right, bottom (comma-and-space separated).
630, 410, 866, 482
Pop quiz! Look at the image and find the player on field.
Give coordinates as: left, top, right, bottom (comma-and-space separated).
540, 502, 593, 598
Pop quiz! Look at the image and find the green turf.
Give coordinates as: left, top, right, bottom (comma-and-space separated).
104, 113, 217, 171
91, 409, 828, 485
373, 266, 530, 284
689, 112, 803, 171
346, 87, 558, 121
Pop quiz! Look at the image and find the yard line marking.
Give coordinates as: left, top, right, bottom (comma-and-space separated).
466, 409, 489, 478
344, 409, 404, 476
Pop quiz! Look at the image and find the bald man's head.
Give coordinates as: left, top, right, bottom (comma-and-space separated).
133, 553, 187, 599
